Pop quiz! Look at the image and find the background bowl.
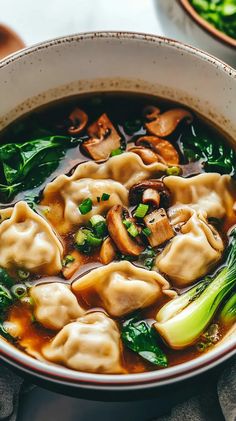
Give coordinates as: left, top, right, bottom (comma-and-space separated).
179, 0, 236, 49
155, 0, 236, 67
0, 32, 235, 398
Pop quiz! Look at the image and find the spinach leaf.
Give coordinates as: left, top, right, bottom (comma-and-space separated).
121, 317, 168, 367
0, 136, 81, 202
180, 125, 236, 176
0, 268, 15, 289
0, 285, 13, 311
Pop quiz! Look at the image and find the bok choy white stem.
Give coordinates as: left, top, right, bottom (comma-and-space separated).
155, 228, 236, 349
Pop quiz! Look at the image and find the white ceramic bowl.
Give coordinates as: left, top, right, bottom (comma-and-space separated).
0, 32, 235, 397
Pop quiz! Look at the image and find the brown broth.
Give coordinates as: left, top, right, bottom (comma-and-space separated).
1, 92, 236, 374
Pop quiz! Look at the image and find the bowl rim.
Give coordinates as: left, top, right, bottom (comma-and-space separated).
0, 31, 235, 389
179, 0, 236, 49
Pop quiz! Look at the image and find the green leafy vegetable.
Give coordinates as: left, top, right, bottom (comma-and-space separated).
181, 124, 236, 176
0, 136, 80, 202
121, 317, 167, 367
0, 268, 15, 289
220, 293, 236, 326
0, 285, 13, 310
155, 227, 236, 349
190, 0, 236, 40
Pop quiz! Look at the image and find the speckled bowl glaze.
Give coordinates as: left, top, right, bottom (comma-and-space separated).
0, 32, 235, 398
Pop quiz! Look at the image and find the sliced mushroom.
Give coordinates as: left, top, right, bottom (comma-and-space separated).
100, 237, 117, 264
142, 188, 160, 207
129, 179, 170, 208
128, 146, 160, 164
145, 108, 193, 137
143, 106, 161, 121
136, 136, 179, 165
144, 208, 175, 247
68, 108, 88, 135
82, 113, 121, 160
106, 205, 144, 256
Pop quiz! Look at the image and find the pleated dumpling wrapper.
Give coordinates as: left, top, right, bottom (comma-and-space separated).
0, 201, 63, 275
72, 261, 176, 317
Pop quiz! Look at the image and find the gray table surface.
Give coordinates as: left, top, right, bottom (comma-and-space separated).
1, 1, 231, 420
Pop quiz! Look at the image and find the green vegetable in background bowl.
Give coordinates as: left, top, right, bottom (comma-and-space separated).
190, 0, 236, 40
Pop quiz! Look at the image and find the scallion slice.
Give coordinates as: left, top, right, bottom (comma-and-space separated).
110, 148, 123, 157
135, 204, 149, 218
11, 284, 27, 299
101, 193, 110, 201
78, 198, 92, 215
123, 219, 132, 228
142, 227, 151, 237
166, 166, 181, 176
90, 215, 105, 227
127, 223, 139, 238
17, 269, 30, 280
62, 255, 75, 267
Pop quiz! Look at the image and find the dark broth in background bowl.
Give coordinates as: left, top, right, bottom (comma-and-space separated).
0, 92, 235, 375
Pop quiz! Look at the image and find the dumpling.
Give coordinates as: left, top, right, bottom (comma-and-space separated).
155, 207, 224, 286
0, 201, 63, 275
30, 282, 85, 330
72, 261, 176, 317
42, 178, 128, 233
42, 312, 123, 373
164, 173, 235, 218
41, 152, 166, 233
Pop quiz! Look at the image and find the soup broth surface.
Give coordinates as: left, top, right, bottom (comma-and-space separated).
0, 93, 235, 375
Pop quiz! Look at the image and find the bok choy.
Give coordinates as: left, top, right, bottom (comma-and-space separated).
155, 227, 236, 349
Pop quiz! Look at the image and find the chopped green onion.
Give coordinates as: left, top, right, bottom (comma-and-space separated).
101, 193, 110, 201
62, 255, 75, 267
90, 215, 105, 226
122, 219, 132, 229
142, 227, 151, 237
135, 203, 149, 218
94, 221, 107, 238
90, 215, 107, 238
110, 148, 123, 157
75, 228, 102, 254
166, 166, 181, 176
11, 284, 27, 299
127, 223, 139, 238
78, 198, 92, 215
75, 229, 88, 246
86, 231, 103, 247
17, 269, 30, 280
